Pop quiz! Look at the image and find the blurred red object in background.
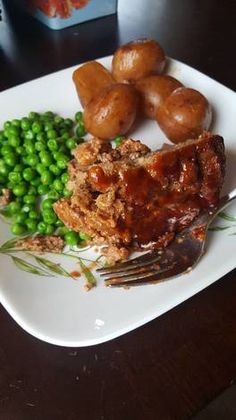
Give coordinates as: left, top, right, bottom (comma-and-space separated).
32, 0, 89, 18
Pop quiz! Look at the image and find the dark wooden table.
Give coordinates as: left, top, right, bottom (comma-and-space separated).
1, 1, 236, 419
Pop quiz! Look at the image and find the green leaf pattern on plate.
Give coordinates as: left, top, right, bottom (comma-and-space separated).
0, 210, 235, 288
34, 255, 72, 278
12, 256, 51, 276
209, 211, 236, 235
0, 237, 101, 288
78, 258, 96, 288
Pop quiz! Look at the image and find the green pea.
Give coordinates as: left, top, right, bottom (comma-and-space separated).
43, 111, 54, 119
41, 170, 54, 185
24, 141, 35, 154
29, 210, 39, 220
36, 163, 46, 175
23, 194, 36, 204
22, 203, 35, 213
66, 138, 76, 150
16, 146, 26, 156
61, 132, 70, 140
4, 121, 12, 130
28, 111, 39, 120
12, 119, 21, 128
39, 151, 53, 167
28, 186, 37, 195
32, 121, 43, 134
47, 190, 60, 200
8, 171, 22, 184
65, 231, 79, 246
45, 224, 55, 235
14, 163, 25, 173
58, 226, 69, 236
1, 145, 14, 155
54, 116, 64, 125
30, 177, 41, 187
23, 167, 36, 182
26, 154, 39, 167
4, 153, 18, 167
64, 118, 73, 128
14, 212, 27, 224
7, 126, 20, 137
37, 221, 47, 234
0, 160, 9, 177
47, 129, 57, 139
55, 219, 64, 227
11, 223, 26, 236
47, 139, 58, 152
53, 179, 64, 192
114, 136, 125, 147
37, 184, 49, 195
8, 135, 20, 148
21, 118, 31, 131
63, 188, 72, 198
24, 130, 34, 141
42, 208, 57, 224
12, 183, 27, 197
36, 132, 46, 142
60, 172, 69, 184
49, 164, 61, 176
57, 157, 69, 170
58, 145, 68, 155
79, 232, 92, 241
42, 198, 54, 210
44, 122, 54, 132
25, 218, 38, 233
8, 201, 22, 214
75, 111, 83, 122
76, 123, 86, 138
35, 141, 46, 152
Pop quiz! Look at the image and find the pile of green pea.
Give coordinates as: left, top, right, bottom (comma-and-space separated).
0, 110, 88, 246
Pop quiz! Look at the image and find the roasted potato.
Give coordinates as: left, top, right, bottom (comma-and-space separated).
83, 83, 139, 139
72, 61, 114, 107
156, 87, 212, 143
112, 39, 166, 83
136, 75, 183, 119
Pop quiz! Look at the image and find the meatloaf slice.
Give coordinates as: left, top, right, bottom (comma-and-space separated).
54, 132, 225, 255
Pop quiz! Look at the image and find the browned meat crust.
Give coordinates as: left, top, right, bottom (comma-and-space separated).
16, 235, 65, 253
0, 189, 11, 206
54, 133, 225, 262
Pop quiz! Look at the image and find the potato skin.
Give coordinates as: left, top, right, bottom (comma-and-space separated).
136, 75, 183, 119
72, 61, 114, 107
112, 39, 166, 83
83, 84, 139, 139
156, 87, 212, 143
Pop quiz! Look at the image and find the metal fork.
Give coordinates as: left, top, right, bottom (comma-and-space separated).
97, 188, 236, 287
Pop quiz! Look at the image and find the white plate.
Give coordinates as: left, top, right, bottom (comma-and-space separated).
0, 57, 236, 347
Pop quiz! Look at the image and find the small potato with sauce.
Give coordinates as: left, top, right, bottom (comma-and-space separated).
136, 75, 183, 119
112, 39, 166, 83
156, 87, 212, 143
72, 61, 114, 107
83, 83, 139, 139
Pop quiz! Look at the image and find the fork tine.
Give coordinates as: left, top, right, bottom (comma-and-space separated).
97, 250, 162, 274
105, 263, 192, 287
105, 263, 175, 286
98, 253, 163, 276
